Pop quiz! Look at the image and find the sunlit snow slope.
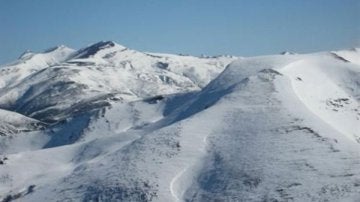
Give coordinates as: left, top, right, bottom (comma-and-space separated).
0, 41, 235, 123
0, 43, 359, 202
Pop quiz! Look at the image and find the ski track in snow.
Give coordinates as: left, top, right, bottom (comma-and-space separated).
170, 166, 189, 201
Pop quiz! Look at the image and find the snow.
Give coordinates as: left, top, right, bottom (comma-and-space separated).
0, 41, 236, 123
333, 48, 360, 65
280, 55, 360, 142
0, 43, 359, 201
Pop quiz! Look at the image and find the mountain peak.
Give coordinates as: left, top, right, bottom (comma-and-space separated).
350, 47, 359, 52
280, 51, 296, 55
74, 40, 127, 59
43, 45, 73, 53
18, 50, 34, 59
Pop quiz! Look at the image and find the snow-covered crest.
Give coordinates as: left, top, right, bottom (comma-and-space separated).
0, 41, 236, 123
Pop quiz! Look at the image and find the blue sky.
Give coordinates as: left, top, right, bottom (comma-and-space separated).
0, 0, 359, 64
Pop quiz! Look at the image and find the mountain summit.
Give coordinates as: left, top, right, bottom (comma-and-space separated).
0, 41, 236, 123
73, 41, 127, 59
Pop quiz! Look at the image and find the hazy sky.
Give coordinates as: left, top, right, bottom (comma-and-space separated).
0, 0, 359, 64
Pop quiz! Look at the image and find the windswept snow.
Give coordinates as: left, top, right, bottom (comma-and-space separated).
0, 43, 359, 201
281, 56, 360, 143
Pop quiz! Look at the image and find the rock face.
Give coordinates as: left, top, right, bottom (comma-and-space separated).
0, 43, 359, 201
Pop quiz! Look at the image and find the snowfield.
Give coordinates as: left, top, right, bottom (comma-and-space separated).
0, 42, 359, 201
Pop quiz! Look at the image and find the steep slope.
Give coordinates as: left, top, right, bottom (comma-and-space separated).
0, 41, 235, 123
0, 49, 359, 202
182, 53, 360, 201
281, 53, 360, 142
0, 108, 44, 136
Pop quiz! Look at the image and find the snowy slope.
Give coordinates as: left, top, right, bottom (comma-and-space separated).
0, 41, 235, 123
0, 108, 44, 136
0, 45, 75, 88
0, 46, 359, 201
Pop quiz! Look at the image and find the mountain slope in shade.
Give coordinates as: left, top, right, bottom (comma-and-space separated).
0, 45, 359, 201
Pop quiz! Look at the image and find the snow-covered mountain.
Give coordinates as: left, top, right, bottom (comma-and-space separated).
0, 42, 359, 201
0, 41, 235, 123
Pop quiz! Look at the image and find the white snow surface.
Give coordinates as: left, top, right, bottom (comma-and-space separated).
0, 43, 359, 201
0, 41, 235, 123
